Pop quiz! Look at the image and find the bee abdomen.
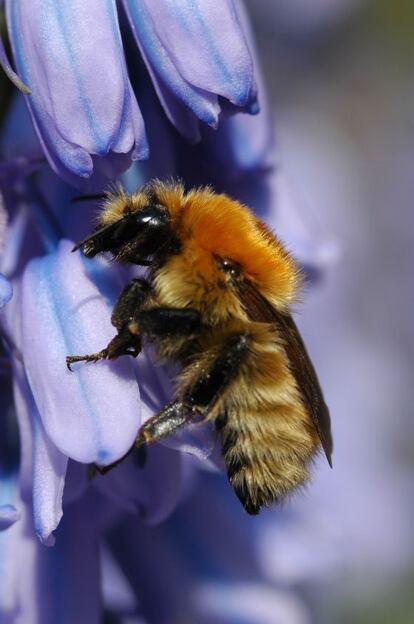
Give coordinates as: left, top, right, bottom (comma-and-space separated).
216, 405, 318, 515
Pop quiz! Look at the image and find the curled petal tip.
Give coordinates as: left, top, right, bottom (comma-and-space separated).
36, 531, 56, 547
0, 504, 21, 530
247, 99, 260, 115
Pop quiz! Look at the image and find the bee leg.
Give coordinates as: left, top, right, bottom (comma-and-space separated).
91, 402, 189, 477
136, 401, 191, 446
66, 278, 150, 370
84, 330, 245, 471
135, 333, 250, 446
137, 307, 202, 338
66, 330, 141, 370
111, 278, 151, 330
185, 333, 250, 411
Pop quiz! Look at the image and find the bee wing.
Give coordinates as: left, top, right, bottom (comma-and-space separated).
235, 279, 333, 466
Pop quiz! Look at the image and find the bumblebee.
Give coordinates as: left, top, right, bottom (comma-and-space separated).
67, 181, 332, 514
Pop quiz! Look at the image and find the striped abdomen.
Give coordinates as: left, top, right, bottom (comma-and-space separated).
216, 345, 320, 514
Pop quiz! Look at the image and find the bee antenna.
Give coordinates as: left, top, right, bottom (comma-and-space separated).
71, 193, 107, 204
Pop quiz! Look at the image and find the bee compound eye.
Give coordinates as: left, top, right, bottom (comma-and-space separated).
221, 258, 241, 278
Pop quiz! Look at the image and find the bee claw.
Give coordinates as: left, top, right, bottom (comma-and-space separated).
65, 350, 108, 370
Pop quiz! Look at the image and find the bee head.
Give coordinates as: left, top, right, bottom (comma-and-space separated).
72, 181, 300, 318
72, 191, 177, 265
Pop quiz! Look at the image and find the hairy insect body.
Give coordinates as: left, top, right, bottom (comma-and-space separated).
151, 307, 319, 512
67, 181, 332, 514
219, 339, 320, 513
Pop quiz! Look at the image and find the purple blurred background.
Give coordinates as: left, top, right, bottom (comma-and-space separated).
1, 1, 413, 622
244, 0, 414, 621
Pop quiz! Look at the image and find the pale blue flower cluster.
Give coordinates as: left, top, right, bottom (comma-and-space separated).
0, 2, 305, 622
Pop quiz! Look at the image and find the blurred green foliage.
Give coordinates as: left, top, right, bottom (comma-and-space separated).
335, 576, 414, 624
376, 0, 414, 39
368, 0, 414, 55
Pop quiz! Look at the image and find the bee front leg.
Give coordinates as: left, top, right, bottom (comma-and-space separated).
66, 331, 142, 370
66, 278, 150, 370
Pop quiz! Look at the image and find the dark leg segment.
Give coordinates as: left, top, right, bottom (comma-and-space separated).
185, 333, 250, 408
111, 278, 151, 329
66, 331, 141, 370
136, 401, 190, 446
134, 333, 250, 446
89, 402, 188, 477
138, 307, 202, 338
88, 333, 250, 475
66, 278, 150, 370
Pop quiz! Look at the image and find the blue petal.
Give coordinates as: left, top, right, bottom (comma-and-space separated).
0, 372, 20, 533
6, 0, 148, 184
0, 468, 20, 533
0, 471, 20, 617
133, 0, 255, 106
0, 505, 20, 531
0, 509, 20, 618
20, 240, 141, 465
123, 0, 220, 128
12, 359, 68, 545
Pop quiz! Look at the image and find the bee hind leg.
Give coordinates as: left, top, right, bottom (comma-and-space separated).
89, 402, 189, 477
136, 401, 191, 446
90, 333, 251, 474
136, 333, 251, 446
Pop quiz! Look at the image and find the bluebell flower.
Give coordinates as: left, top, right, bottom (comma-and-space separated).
3, 0, 256, 186
0, 2, 385, 623
0, 0, 306, 618
0, 198, 12, 307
